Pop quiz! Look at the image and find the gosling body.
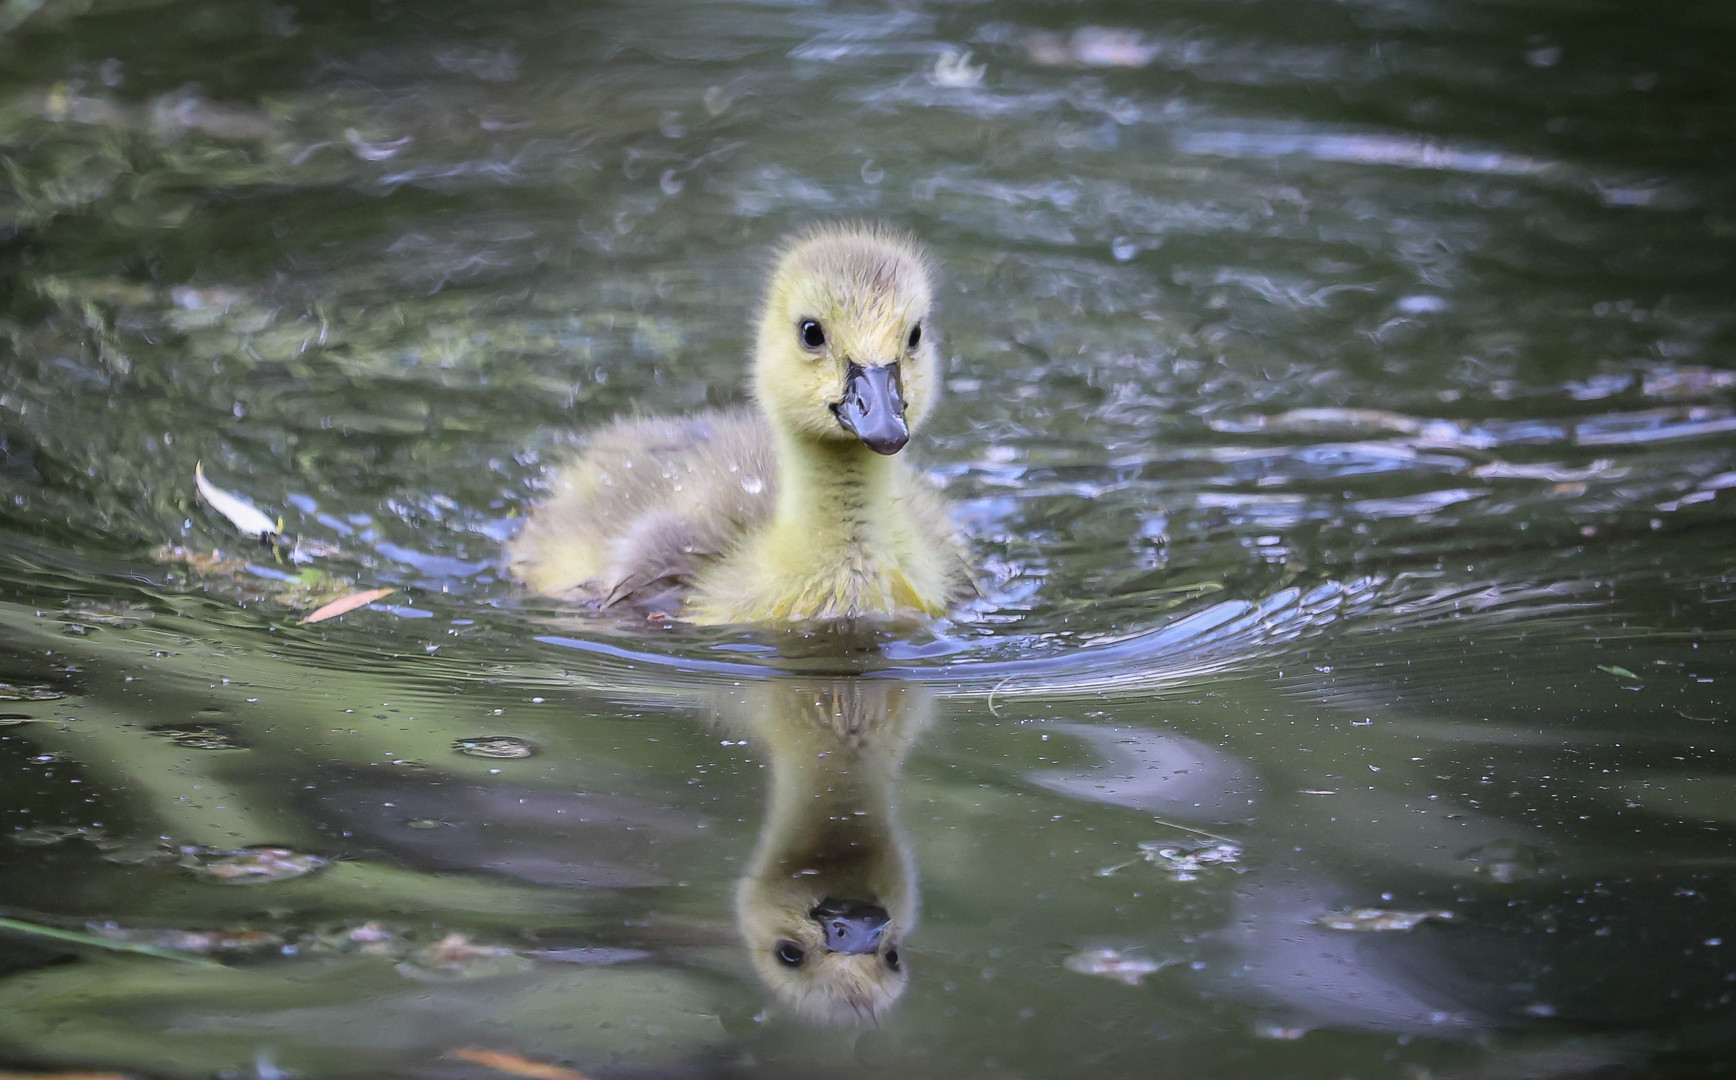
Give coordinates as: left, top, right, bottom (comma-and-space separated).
509, 225, 969, 625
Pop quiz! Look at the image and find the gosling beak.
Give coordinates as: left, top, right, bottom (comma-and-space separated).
810, 898, 891, 955
831, 361, 908, 455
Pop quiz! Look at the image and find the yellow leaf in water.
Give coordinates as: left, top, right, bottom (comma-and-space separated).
300, 588, 396, 624
447, 1048, 594, 1080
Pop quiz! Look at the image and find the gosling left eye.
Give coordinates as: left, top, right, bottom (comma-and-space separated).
907, 324, 922, 350
800, 319, 826, 350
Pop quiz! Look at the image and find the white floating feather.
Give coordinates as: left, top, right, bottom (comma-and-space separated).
194, 462, 280, 539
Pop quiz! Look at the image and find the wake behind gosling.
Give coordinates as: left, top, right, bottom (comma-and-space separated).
509, 224, 971, 626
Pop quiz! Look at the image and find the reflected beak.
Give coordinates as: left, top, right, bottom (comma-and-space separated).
831, 361, 908, 455
810, 898, 891, 955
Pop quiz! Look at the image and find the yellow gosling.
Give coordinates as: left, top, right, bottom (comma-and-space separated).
508, 224, 970, 626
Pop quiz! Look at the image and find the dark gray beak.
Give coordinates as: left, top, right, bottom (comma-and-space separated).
810, 898, 891, 955
831, 361, 908, 455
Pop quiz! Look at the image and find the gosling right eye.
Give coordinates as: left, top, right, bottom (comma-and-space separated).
799, 319, 826, 350
775, 940, 807, 967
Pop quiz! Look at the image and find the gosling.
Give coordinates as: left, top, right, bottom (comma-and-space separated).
509, 224, 969, 625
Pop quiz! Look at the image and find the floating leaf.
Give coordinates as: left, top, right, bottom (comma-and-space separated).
447, 1048, 595, 1080
301, 588, 396, 624
194, 462, 280, 539
1597, 664, 1639, 680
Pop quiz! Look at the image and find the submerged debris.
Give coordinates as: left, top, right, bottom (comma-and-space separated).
1316, 908, 1456, 932
151, 544, 253, 576
87, 923, 284, 955
525, 946, 653, 966
1462, 839, 1547, 884
9, 824, 104, 847
0, 682, 67, 701
453, 736, 536, 759
59, 603, 151, 629
148, 723, 246, 750
179, 845, 329, 885
929, 48, 986, 88
398, 932, 533, 981
1138, 838, 1243, 881
1251, 1020, 1314, 1040
0, 914, 222, 967
93, 837, 182, 866
1027, 28, 1160, 69
1064, 946, 1174, 986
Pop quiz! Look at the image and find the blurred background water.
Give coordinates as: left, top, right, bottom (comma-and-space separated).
0, 0, 1733, 1076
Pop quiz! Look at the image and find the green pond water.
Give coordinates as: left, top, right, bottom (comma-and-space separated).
1, 0, 1734, 1076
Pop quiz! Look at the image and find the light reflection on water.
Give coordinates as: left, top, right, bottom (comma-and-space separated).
0, 0, 1734, 1075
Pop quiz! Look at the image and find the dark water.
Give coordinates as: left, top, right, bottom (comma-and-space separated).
1, 0, 1734, 1076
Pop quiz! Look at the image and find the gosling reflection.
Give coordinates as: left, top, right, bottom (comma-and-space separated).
716, 678, 930, 1025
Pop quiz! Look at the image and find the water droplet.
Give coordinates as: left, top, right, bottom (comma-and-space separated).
453, 736, 535, 759
741, 475, 764, 495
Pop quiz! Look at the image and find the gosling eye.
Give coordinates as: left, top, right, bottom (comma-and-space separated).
907, 323, 921, 350
799, 319, 826, 350
775, 940, 806, 968
885, 948, 901, 972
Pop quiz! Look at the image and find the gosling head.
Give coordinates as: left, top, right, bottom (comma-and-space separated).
753, 224, 938, 455
736, 872, 912, 1025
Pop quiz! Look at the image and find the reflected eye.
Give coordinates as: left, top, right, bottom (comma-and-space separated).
799, 319, 826, 349
775, 940, 806, 967
907, 324, 921, 350
885, 948, 901, 972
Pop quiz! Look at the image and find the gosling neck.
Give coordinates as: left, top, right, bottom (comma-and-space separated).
768, 430, 903, 547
